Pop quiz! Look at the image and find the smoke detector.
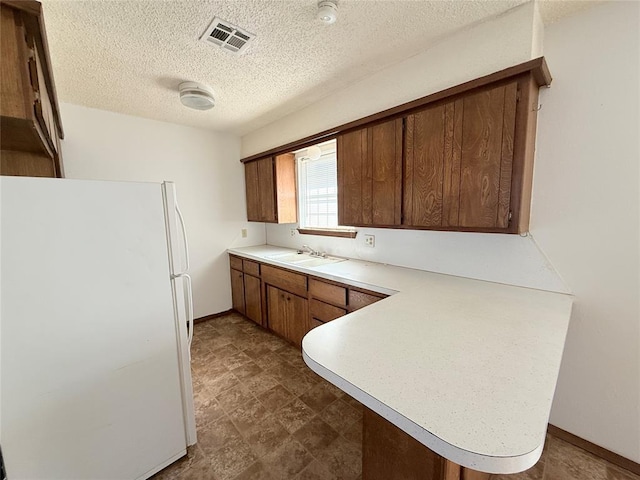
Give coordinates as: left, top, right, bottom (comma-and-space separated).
179, 82, 215, 111
317, 1, 338, 24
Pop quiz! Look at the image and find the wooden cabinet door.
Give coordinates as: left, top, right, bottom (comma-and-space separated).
370, 119, 403, 225
257, 157, 277, 222
244, 161, 261, 221
404, 81, 517, 230
267, 285, 287, 339
244, 274, 262, 325
245, 157, 276, 222
458, 81, 517, 229
338, 128, 367, 226
230, 268, 245, 315
404, 100, 461, 228
267, 285, 308, 347
274, 153, 297, 224
285, 291, 309, 348
338, 118, 402, 227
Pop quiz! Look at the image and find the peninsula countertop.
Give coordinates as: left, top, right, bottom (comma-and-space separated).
227, 245, 573, 474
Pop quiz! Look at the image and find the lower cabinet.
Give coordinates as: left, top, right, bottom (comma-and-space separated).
309, 298, 346, 324
363, 407, 490, 480
230, 268, 245, 315
266, 285, 309, 347
244, 273, 262, 325
229, 254, 388, 347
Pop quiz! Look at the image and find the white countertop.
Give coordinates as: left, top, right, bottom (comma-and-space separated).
227, 245, 573, 474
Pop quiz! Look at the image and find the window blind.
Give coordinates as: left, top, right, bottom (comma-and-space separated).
298, 152, 338, 229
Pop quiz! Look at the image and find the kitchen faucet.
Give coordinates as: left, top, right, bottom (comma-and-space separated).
298, 244, 327, 258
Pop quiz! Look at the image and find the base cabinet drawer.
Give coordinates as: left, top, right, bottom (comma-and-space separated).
309, 318, 324, 330
309, 278, 347, 306
243, 259, 260, 277
230, 255, 243, 271
262, 264, 308, 297
310, 299, 346, 323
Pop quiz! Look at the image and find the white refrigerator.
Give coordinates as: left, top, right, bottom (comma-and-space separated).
0, 176, 197, 479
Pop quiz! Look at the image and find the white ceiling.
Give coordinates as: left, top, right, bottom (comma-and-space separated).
41, 0, 598, 136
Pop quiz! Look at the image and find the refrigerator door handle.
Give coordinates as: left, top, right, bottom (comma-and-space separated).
175, 203, 190, 272
172, 272, 194, 350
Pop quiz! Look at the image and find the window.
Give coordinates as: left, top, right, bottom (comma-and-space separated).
296, 140, 354, 236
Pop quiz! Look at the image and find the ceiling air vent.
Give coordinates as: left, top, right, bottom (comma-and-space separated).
200, 17, 255, 54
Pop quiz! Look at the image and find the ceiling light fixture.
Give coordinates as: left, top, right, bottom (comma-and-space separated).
317, 0, 338, 25
294, 145, 322, 162
179, 82, 215, 111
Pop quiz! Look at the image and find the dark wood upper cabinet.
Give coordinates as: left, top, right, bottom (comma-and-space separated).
337, 118, 403, 227
1, 0, 64, 178
404, 100, 458, 228
458, 81, 517, 229
404, 80, 519, 231
244, 153, 297, 223
243, 59, 549, 234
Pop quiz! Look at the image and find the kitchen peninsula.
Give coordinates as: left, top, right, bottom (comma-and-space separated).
227, 245, 573, 479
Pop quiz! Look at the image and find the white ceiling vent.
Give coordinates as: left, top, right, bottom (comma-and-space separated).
200, 17, 255, 54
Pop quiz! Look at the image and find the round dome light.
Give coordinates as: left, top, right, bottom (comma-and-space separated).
317, 1, 337, 24
179, 82, 215, 111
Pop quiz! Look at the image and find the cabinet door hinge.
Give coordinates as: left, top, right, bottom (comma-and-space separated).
402, 118, 406, 131
516, 89, 521, 103
508, 210, 513, 225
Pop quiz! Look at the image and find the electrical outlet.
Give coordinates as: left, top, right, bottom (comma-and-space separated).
364, 234, 375, 247
290, 228, 296, 237
241, 228, 247, 238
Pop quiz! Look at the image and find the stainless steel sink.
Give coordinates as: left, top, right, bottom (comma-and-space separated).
266, 252, 346, 268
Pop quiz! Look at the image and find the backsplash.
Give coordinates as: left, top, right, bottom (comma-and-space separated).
266, 224, 569, 294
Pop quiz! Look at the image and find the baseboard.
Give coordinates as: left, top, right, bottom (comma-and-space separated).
194, 309, 234, 324
548, 424, 639, 475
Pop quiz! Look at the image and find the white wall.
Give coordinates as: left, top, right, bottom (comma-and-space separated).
531, 1, 639, 462
242, 0, 640, 463
60, 103, 265, 318
267, 226, 567, 293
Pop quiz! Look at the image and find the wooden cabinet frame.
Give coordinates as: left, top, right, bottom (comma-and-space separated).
228, 254, 387, 345
1, 0, 64, 178
241, 58, 551, 234
244, 153, 297, 224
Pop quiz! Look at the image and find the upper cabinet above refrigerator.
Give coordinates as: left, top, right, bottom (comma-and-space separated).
0, 0, 65, 178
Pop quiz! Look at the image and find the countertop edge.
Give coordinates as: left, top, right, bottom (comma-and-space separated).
301, 344, 543, 474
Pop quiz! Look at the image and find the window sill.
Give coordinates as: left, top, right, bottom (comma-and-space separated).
297, 228, 357, 239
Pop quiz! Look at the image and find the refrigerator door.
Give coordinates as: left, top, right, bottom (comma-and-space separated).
0, 177, 191, 479
161, 182, 197, 446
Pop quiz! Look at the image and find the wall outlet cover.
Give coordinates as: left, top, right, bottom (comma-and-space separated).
290, 228, 296, 237
241, 228, 247, 238
364, 234, 375, 247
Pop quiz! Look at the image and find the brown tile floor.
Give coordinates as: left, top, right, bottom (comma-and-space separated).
153, 313, 639, 480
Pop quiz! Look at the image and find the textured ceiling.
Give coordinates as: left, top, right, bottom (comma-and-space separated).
41, 0, 599, 136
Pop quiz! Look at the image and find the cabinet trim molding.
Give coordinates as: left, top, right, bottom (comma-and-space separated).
240, 57, 551, 164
